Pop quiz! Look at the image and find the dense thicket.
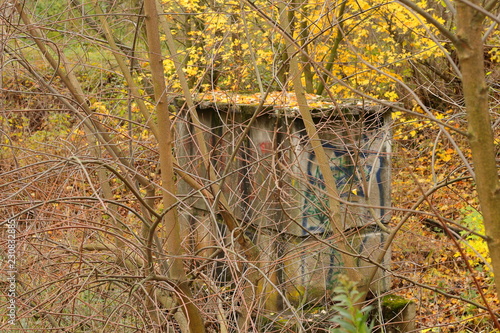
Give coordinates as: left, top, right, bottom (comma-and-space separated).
1, 0, 500, 331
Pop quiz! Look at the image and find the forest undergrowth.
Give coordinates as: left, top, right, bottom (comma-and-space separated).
1, 66, 499, 332
390, 108, 499, 331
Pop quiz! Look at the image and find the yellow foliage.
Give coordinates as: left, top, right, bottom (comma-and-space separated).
155, 0, 447, 98
456, 208, 492, 272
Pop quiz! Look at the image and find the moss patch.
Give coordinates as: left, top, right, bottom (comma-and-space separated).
381, 294, 412, 315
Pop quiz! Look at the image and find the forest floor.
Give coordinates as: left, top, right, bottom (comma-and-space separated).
389, 114, 499, 332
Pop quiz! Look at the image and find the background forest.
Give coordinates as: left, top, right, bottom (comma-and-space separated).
1, 0, 500, 332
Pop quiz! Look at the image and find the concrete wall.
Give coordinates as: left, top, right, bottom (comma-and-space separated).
175, 101, 392, 308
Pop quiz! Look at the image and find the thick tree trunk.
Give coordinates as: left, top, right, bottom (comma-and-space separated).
455, 0, 500, 293
143, 0, 206, 331
280, 2, 362, 287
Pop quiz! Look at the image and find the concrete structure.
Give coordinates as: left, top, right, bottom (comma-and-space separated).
175, 98, 393, 309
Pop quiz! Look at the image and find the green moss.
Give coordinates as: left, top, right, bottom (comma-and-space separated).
381, 294, 412, 314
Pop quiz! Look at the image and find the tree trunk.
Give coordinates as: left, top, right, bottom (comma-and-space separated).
279, 2, 363, 287
143, 0, 206, 331
455, 0, 500, 293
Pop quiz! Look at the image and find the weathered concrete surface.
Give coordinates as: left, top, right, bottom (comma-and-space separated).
175, 100, 393, 308
282, 229, 392, 306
